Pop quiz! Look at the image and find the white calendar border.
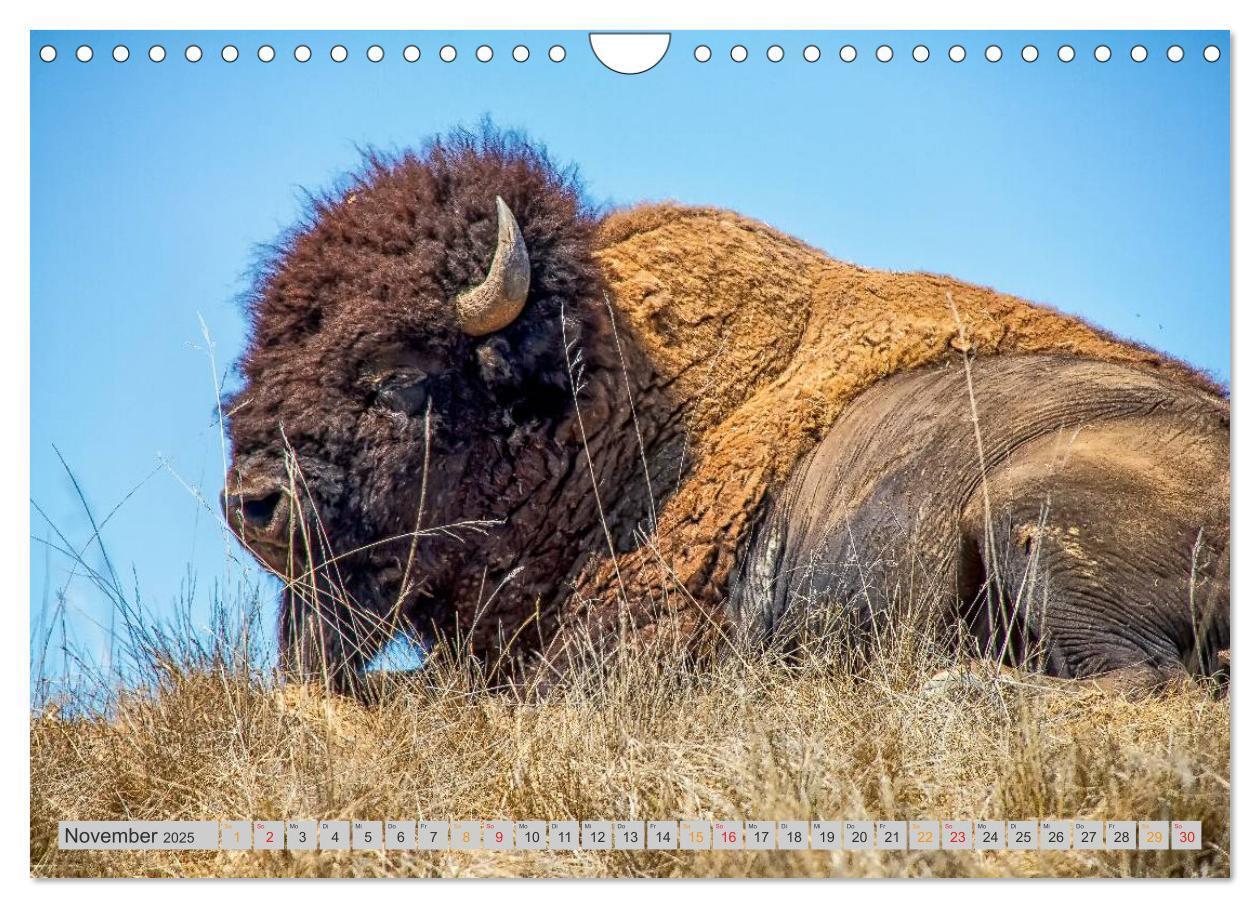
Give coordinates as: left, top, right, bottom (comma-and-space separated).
6, 0, 1252, 904
5, 0, 1255, 29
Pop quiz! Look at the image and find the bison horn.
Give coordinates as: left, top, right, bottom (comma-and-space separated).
455, 196, 531, 336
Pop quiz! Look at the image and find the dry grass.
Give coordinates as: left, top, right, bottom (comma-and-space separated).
30, 311, 1229, 879
30, 620, 1229, 879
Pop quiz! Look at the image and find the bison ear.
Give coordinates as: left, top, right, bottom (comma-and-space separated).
455, 197, 531, 336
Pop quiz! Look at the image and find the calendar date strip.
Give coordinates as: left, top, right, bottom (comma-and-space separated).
58, 819, 1203, 852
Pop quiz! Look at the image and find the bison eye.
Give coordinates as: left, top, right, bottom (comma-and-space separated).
372, 372, 429, 417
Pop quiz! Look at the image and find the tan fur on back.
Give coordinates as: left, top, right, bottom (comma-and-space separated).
569, 204, 1219, 639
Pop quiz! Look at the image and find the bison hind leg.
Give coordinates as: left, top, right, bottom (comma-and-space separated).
956, 516, 1224, 698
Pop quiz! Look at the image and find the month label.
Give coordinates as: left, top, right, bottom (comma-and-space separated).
57, 821, 219, 851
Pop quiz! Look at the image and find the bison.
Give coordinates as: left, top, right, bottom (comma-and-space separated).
223, 128, 1229, 694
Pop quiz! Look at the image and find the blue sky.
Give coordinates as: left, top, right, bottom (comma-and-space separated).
29, 30, 1230, 681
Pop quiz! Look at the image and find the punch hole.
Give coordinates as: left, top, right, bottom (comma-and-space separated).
112, 45, 129, 63
367, 45, 385, 63
512, 45, 529, 62
39, 45, 56, 62
731, 45, 748, 62
694, 45, 711, 63
258, 45, 275, 63
767, 45, 784, 62
440, 45, 457, 62
1204, 45, 1220, 62
76, 45, 93, 63
330, 45, 348, 63
985, 45, 1002, 62
548, 45, 566, 62
1058, 45, 1075, 63
949, 45, 965, 62
913, 45, 929, 62
294, 45, 312, 63
404, 45, 421, 62
476, 45, 493, 62
1167, 45, 1184, 63
876, 45, 893, 62
1094, 45, 1111, 62
221, 45, 239, 63
148, 45, 165, 63
803, 45, 820, 62
185, 45, 202, 63
1022, 45, 1039, 63
1131, 45, 1148, 62
589, 33, 667, 73
839, 45, 857, 63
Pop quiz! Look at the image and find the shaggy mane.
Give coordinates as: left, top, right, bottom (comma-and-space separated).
238, 124, 603, 365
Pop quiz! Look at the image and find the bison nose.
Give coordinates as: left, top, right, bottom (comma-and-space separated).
240, 490, 283, 528
222, 484, 286, 532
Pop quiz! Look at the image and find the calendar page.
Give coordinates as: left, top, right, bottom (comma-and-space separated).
28, 25, 1230, 880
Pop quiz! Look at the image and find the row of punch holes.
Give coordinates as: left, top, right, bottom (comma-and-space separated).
38, 42, 1222, 66
38, 43, 562, 64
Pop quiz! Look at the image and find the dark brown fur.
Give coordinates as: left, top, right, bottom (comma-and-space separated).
226, 129, 626, 686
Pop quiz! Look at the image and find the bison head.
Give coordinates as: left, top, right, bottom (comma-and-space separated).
221, 129, 605, 692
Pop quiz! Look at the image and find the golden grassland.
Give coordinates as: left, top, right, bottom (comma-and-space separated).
30, 627, 1229, 879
